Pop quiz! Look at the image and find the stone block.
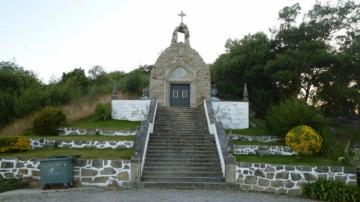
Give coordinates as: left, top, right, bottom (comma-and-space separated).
251, 185, 265, 192
4, 172, 14, 178
304, 173, 317, 181
1, 162, 14, 169
330, 167, 342, 173
93, 176, 109, 183
18, 169, 28, 175
258, 178, 270, 186
240, 184, 251, 191
254, 169, 265, 178
296, 166, 311, 171
16, 162, 25, 168
277, 188, 288, 194
264, 165, 275, 172
31, 170, 40, 177
275, 172, 289, 180
117, 171, 129, 181
74, 160, 87, 167
81, 168, 98, 176
335, 175, 347, 183
315, 166, 329, 173
285, 181, 295, 188
285, 166, 294, 171
271, 180, 284, 188
291, 173, 302, 181
81, 177, 93, 183
111, 160, 123, 168
266, 173, 274, 179
100, 168, 116, 175
92, 160, 103, 168
264, 187, 276, 193
244, 176, 257, 185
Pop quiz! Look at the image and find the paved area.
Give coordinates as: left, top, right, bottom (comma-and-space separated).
0, 187, 315, 202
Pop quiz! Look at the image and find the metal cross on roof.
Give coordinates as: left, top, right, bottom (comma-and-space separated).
178, 11, 186, 23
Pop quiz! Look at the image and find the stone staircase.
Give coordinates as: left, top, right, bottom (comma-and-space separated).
141, 106, 224, 188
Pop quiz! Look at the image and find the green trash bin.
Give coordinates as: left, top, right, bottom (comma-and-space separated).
40, 156, 74, 189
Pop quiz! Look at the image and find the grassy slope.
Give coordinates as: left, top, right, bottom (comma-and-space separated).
63, 115, 140, 130
0, 148, 133, 159
26, 135, 135, 141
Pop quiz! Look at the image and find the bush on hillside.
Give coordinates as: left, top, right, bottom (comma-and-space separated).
285, 125, 322, 156
266, 98, 327, 137
33, 107, 66, 135
303, 178, 360, 202
95, 103, 112, 121
0, 136, 31, 153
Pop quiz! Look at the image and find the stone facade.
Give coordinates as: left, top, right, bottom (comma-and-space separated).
236, 162, 357, 195
230, 135, 281, 143
149, 23, 210, 107
233, 145, 296, 156
0, 158, 131, 187
30, 139, 133, 150
59, 128, 136, 136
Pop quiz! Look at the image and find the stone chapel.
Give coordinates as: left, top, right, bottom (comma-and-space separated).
149, 18, 211, 107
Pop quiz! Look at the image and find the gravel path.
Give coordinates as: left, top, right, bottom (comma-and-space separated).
0, 187, 315, 202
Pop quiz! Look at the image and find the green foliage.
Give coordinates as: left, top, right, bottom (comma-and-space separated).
123, 69, 149, 94
95, 103, 112, 121
0, 179, 26, 193
266, 98, 327, 137
303, 178, 360, 202
33, 107, 66, 135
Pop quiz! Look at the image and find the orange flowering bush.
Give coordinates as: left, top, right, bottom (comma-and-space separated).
285, 125, 322, 156
0, 136, 31, 153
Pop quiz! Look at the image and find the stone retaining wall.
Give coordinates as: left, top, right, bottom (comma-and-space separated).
233, 145, 296, 156
59, 128, 136, 136
236, 162, 357, 195
0, 158, 131, 187
30, 139, 133, 149
230, 135, 281, 142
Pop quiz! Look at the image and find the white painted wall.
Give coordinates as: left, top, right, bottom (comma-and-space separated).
212, 101, 249, 129
112, 100, 150, 121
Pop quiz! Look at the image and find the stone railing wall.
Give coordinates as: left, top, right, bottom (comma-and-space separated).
204, 98, 228, 177
230, 135, 281, 143
233, 145, 296, 156
59, 128, 136, 136
236, 162, 357, 195
0, 158, 131, 187
30, 139, 133, 149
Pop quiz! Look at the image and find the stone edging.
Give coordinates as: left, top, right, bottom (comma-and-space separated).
59, 128, 136, 136
233, 145, 296, 156
30, 139, 133, 149
229, 135, 281, 143
236, 162, 357, 195
0, 158, 131, 187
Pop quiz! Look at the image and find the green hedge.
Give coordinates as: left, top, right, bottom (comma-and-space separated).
303, 178, 360, 202
33, 107, 66, 135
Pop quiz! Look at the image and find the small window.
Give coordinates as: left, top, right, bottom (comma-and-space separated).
173, 90, 178, 98
182, 90, 188, 98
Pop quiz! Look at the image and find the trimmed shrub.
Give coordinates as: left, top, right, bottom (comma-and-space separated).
33, 107, 66, 135
285, 125, 322, 156
95, 103, 111, 121
266, 98, 327, 137
303, 178, 360, 202
0, 136, 31, 153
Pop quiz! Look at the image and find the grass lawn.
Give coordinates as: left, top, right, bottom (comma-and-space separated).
0, 179, 26, 193
233, 140, 284, 146
27, 135, 135, 141
63, 115, 140, 130
235, 155, 343, 166
0, 148, 133, 160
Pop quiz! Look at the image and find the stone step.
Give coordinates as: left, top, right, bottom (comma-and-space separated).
154, 129, 209, 133
147, 145, 216, 150
149, 139, 215, 144
143, 162, 221, 168
146, 150, 218, 155
146, 154, 218, 159
141, 176, 224, 183
142, 167, 222, 172
152, 133, 211, 136
147, 143, 216, 148
150, 136, 212, 140
145, 158, 220, 164
139, 182, 227, 190
142, 171, 222, 178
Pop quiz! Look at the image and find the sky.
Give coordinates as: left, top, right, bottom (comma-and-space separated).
0, 0, 318, 82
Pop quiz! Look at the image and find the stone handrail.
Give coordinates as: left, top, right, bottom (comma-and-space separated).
132, 98, 158, 177
204, 97, 229, 177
